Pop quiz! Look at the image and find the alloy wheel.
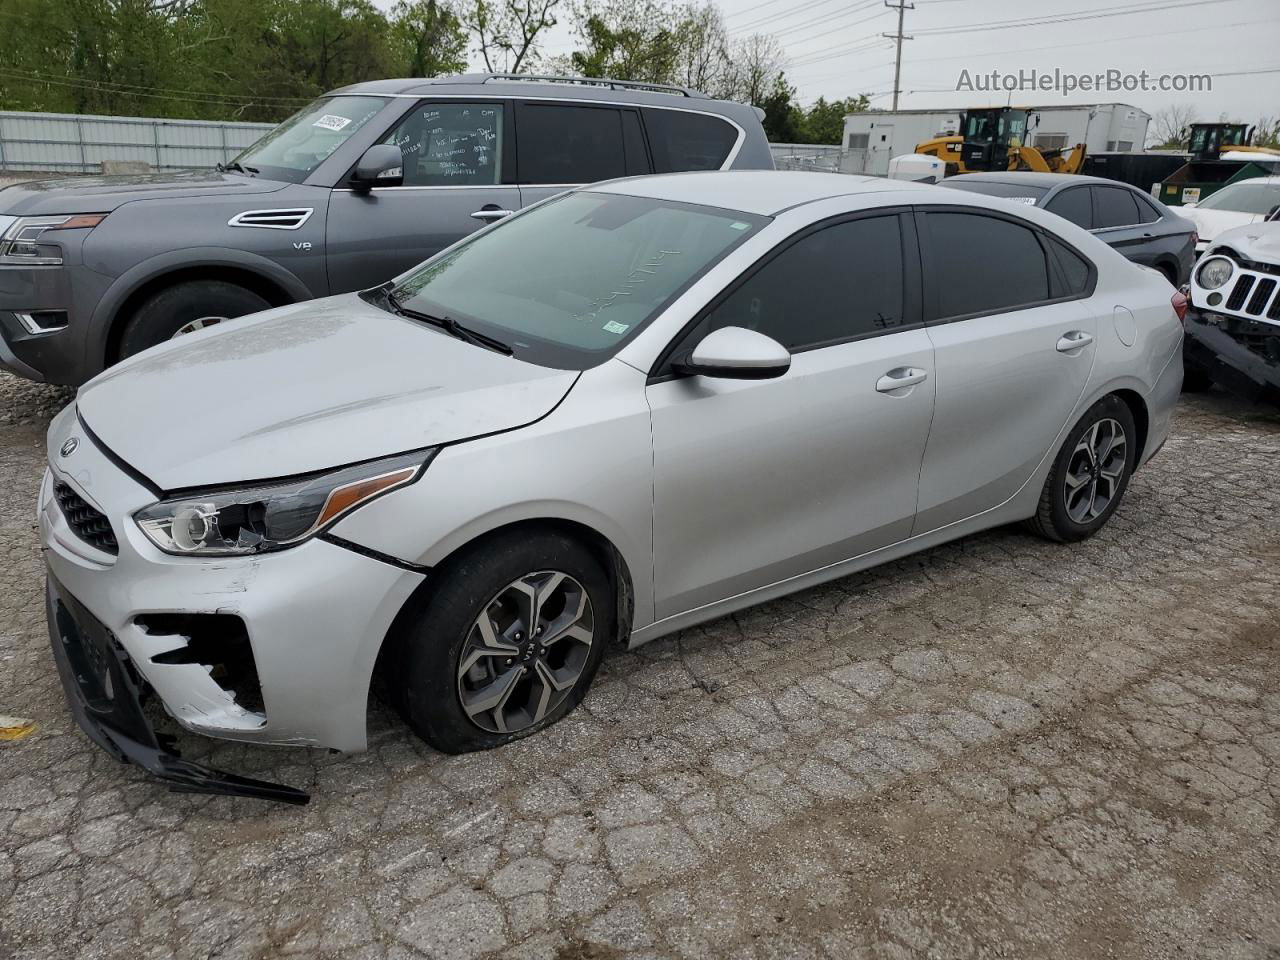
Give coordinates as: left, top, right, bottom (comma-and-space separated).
171, 316, 227, 338
1064, 417, 1127, 524
456, 570, 595, 734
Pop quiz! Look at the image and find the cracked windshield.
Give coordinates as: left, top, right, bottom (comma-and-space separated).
390, 191, 766, 367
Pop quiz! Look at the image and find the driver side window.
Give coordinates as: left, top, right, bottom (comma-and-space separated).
677, 215, 907, 359
383, 103, 503, 186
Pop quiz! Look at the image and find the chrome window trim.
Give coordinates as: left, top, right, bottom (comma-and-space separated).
366, 93, 747, 171
227, 208, 315, 230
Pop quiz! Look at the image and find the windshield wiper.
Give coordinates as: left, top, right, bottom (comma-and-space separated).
386, 292, 513, 356
217, 161, 258, 176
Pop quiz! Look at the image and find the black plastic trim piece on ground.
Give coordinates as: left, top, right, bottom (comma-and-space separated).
46, 574, 310, 806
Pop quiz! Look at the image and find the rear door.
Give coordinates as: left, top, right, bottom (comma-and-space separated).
913, 208, 1098, 533
325, 100, 519, 292
515, 101, 650, 210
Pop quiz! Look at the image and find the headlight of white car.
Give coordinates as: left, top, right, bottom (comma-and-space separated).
1196, 256, 1234, 290
135, 450, 434, 556
0, 214, 108, 266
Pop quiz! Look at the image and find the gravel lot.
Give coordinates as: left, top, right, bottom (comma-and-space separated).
0, 370, 1277, 960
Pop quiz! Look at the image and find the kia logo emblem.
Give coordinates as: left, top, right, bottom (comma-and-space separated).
59, 437, 79, 458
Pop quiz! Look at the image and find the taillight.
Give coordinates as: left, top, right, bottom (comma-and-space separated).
1171, 289, 1188, 322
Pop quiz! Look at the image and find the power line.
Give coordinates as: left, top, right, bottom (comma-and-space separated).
912, 0, 1246, 36
731, 0, 880, 38
777, 8, 890, 48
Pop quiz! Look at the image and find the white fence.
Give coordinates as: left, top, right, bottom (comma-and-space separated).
769, 143, 847, 173
0, 110, 274, 174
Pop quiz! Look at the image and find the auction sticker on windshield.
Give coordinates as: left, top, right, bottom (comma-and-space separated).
314, 115, 353, 131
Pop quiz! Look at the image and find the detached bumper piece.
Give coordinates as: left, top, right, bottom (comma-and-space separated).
45, 575, 309, 805
1184, 310, 1280, 407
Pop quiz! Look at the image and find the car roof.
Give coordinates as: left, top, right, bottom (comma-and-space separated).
947, 172, 1130, 190
590, 171, 940, 216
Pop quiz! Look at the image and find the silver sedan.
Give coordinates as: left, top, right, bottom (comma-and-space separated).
40, 172, 1184, 799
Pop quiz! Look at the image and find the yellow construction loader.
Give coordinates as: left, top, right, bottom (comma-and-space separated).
915, 107, 1086, 177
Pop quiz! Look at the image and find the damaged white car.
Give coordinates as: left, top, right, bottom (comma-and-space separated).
1184, 219, 1280, 404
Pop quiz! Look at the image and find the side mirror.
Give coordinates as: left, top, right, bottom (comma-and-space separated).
675, 326, 791, 380
351, 144, 404, 190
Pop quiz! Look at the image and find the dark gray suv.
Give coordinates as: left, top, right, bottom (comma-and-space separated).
0, 74, 773, 385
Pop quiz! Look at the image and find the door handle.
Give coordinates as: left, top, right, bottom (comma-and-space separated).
875, 367, 929, 393
470, 207, 514, 222
1056, 331, 1094, 352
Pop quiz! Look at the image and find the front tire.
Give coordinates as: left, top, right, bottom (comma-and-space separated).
119, 280, 271, 360
397, 531, 612, 754
1025, 396, 1137, 543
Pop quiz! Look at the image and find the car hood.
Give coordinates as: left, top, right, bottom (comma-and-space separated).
76, 294, 579, 491
1206, 221, 1280, 261
0, 170, 287, 216
1185, 207, 1260, 244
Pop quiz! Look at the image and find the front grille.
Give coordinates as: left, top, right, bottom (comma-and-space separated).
1246, 278, 1276, 316
53, 481, 118, 555
1226, 276, 1254, 312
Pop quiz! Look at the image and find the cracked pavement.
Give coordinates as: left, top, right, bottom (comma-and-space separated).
1, 370, 1277, 960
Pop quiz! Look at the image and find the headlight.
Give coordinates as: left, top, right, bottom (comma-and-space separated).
1196, 256, 1234, 290
0, 213, 107, 266
135, 450, 433, 556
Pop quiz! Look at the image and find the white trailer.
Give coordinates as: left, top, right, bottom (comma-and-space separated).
842, 103, 1151, 176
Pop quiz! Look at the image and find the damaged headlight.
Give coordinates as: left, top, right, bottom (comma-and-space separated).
135, 450, 433, 556
1196, 256, 1234, 290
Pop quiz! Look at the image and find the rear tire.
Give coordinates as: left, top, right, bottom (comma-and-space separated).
396, 531, 612, 754
1025, 396, 1137, 543
119, 280, 270, 360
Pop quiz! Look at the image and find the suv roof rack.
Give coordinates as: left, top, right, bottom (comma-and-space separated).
477, 73, 704, 98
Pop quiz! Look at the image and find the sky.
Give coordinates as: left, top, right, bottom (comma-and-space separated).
428, 0, 1280, 129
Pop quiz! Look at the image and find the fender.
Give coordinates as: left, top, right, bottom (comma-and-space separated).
87, 246, 316, 369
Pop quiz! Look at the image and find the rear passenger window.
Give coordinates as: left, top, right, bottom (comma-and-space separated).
516, 104, 627, 184
643, 109, 738, 172
1093, 186, 1142, 228
690, 215, 906, 352
1044, 187, 1092, 230
1135, 196, 1161, 224
926, 212, 1049, 317
1046, 236, 1092, 297
384, 103, 502, 186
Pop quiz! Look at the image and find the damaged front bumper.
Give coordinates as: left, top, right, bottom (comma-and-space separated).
39, 405, 428, 801
1183, 308, 1280, 406
46, 574, 309, 804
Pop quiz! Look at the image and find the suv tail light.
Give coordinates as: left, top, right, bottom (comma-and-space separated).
1171, 289, 1189, 322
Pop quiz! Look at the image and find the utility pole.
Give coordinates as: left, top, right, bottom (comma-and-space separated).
883, 0, 914, 111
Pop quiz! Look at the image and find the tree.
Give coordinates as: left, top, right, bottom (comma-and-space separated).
1254, 116, 1280, 150
672, 2, 732, 96
1149, 103, 1198, 149
758, 72, 800, 143
391, 0, 468, 78
799, 95, 869, 145
461, 0, 561, 73
730, 32, 784, 106
567, 0, 680, 83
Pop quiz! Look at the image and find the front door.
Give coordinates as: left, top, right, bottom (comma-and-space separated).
913, 208, 1098, 532
646, 212, 936, 620
325, 100, 519, 293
